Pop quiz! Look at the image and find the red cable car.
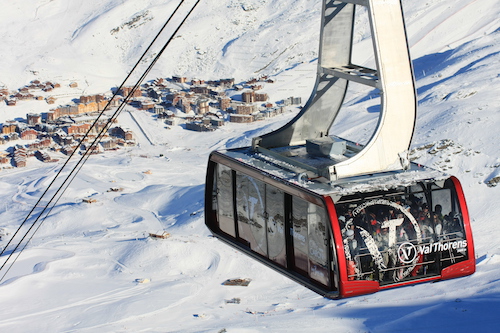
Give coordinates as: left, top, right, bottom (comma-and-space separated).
204, 0, 475, 298
205, 146, 475, 298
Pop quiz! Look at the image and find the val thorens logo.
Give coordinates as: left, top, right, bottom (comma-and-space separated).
343, 199, 422, 281
398, 242, 418, 264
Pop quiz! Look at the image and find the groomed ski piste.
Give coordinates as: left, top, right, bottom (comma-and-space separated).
0, 0, 499, 331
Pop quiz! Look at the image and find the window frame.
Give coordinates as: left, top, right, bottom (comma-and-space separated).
208, 156, 338, 292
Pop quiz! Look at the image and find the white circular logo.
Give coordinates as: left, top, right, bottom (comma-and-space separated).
398, 242, 418, 264
342, 199, 423, 281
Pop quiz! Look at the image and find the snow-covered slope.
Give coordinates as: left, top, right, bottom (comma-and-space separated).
0, 0, 322, 93
0, 0, 499, 332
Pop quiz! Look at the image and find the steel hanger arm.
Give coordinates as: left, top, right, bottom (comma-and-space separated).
252, 0, 416, 181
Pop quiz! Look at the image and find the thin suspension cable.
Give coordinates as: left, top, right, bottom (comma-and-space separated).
0, 0, 201, 278
0, 0, 201, 280
0, 0, 185, 263
0, 0, 187, 262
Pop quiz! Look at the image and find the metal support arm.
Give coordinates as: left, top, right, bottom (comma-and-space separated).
252, 0, 416, 181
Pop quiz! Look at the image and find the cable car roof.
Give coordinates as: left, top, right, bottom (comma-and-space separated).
213, 139, 448, 199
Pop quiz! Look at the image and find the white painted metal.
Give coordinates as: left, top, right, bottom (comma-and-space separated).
252, 0, 416, 181
331, 0, 416, 179
254, 1, 354, 148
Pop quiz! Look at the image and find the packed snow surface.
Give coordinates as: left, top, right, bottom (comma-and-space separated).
0, 0, 499, 332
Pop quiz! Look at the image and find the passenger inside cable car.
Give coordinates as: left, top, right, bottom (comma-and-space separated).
335, 180, 469, 284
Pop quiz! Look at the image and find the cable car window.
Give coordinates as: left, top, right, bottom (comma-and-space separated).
410, 184, 425, 194
292, 197, 309, 273
336, 180, 472, 285
337, 187, 445, 284
236, 172, 267, 256
216, 164, 236, 237
431, 182, 468, 269
266, 186, 286, 267
291, 197, 331, 286
308, 203, 330, 286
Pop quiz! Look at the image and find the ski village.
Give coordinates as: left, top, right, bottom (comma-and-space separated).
1, 75, 301, 169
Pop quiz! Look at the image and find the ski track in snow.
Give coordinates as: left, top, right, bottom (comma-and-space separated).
123, 109, 156, 146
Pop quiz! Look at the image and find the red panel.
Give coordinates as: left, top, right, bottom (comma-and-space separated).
441, 260, 476, 280
448, 176, 476, 276
379, 275, 441, 290
341, 280, 380, 297
324, 196, 380, 298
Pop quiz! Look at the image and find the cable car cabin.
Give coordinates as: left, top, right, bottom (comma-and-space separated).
204, 141, 475, 299
205, 0, 475, 298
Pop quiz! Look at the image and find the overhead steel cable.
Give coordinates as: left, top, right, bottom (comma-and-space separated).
0, 0, 188, 265
0, 0, 202, 281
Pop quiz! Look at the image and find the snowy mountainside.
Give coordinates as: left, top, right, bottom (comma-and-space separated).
0, 0, 499, 332
0, 0, 322, 92
2, 0, 498, 91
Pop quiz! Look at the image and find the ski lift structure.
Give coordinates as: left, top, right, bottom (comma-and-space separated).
205, 0, 475, 299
